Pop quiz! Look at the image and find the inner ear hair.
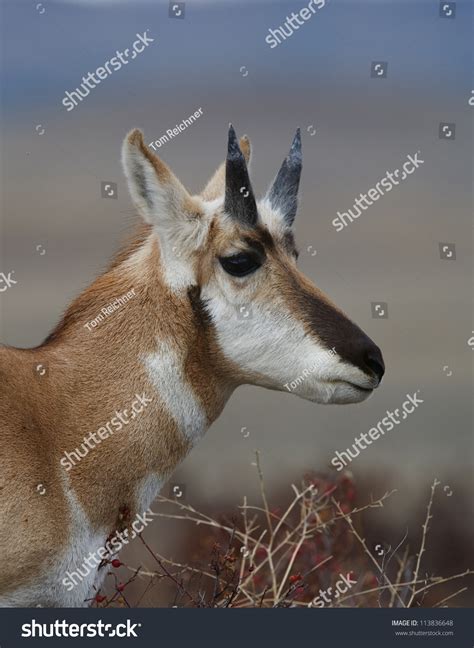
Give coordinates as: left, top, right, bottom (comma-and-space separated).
127, 128, 172, 184
123, 128, 203, 228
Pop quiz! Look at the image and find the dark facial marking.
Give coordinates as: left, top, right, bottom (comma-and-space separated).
241, 236, 267, 264
242, 225, 276, 255
188, 286, 212, 329
243, 227, 297, 262
285, 271, 381, 376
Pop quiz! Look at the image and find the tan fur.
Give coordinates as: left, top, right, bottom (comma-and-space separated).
127, 129, 171, 183
0, 128, 382, 604
0, 227, 235, 598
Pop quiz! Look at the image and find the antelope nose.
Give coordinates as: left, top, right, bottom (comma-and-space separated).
364, 346, 385, 383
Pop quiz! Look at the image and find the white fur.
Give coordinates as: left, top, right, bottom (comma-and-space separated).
1, 136, 379, 608
144, 342, 208, 443
159, 199, 214, 290
199, 198, 373, 405
122, 232, 155, 278
0, 474, 107, 607
200, 284, 373, 404
135, 472, 163, 514
159, 235, 198, 289
122, 136, 215, 292
122, 140, 375, 404
121, 137, 174, 225
259, 197, 288, 236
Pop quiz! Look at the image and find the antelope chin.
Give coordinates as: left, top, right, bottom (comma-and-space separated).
324, 379, 375, 404
336, 382, 374, 404
294, 379, 375, 405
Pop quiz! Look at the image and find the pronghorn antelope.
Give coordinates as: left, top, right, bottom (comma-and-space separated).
0, 125, 384, 607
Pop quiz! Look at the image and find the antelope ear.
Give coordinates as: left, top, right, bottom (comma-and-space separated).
265, 129, 302, 227
201, 135, 251, 201
122, 129, 203, 231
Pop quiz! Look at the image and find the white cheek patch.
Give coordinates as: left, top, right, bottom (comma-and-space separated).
201, 284, 371, 404
202, 290, 323, 379
201, 202, 373, 404
144, 341, 208, 443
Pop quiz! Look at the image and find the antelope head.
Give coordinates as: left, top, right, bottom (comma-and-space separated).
122, 125, 384, 405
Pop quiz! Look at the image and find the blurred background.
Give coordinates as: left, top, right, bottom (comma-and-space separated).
0, 0, 472, 605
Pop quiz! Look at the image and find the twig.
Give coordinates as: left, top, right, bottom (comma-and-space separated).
406, 479, 438, 608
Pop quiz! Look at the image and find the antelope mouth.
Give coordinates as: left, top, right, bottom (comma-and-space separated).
347, 382, 374, 393
326, 378, 375, 393
300, 378, 377, 405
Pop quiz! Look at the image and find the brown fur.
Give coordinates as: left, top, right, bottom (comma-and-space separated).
0, 224, 237, 596
0, 129, 381, 603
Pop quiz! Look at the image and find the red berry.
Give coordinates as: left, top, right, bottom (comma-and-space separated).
346, 488, 356, 502
117, 583, 125, 592
289, 574, 302, 584
95, 594, 106, 603
111, 559, 122, 568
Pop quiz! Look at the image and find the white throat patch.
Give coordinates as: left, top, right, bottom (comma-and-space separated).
144, 341, 208, 443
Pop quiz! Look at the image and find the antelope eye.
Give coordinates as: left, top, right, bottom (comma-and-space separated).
219, 253, 261, 277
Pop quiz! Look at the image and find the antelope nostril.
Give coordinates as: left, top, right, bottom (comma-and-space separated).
365, 348, 385, 382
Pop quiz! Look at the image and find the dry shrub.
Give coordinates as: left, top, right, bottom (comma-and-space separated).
93, 453, 472, 608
